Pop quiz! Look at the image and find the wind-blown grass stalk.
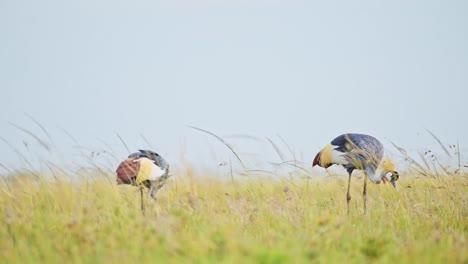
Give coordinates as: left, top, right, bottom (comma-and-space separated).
271, 160, 311, 176
457, 141, 461, 175
425, 128, 451, 158
418, 151, 431, 171
24, 112, 55, 147
188, 125, 246, 170
392, 142, 428, 175
278, 134, 296, 162
10, 122, 52, 152
140, 134, 154, 150
115, 132, 131, 153
266, 137, 285, 162
0, 136, 34, 169
60, 127, 79, 144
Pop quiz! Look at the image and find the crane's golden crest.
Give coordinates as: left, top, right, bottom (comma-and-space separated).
135, 158, 154, 184
313, 133, 398, 215
319, 143, 334, 166
380, 157, 395, 172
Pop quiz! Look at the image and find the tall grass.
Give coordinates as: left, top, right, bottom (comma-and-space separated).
0, 121, 466, 263
0, 170, 466, 263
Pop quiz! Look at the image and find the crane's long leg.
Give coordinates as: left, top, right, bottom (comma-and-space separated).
148, 185, 153, 200
140, 185, 146, 214
363, 176, 367, 214
346, 172, 352, 216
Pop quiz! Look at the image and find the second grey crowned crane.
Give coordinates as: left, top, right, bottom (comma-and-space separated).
312, 133, 399, 215
115, 150, 171, 212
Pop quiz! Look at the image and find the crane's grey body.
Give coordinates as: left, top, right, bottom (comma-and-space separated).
313, 133, 398, 215
129, 150, 170, 201
119, 150, 171, 213
128, 149, 169, 179
330, 133, 384, 183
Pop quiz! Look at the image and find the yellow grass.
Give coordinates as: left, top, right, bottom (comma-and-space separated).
0, 171, 466, 263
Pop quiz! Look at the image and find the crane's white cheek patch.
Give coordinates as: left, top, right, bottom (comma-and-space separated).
147, 164, 166, 181
384, 172, 393, 182
331, 150, 348, 165
378, 172, 392, 184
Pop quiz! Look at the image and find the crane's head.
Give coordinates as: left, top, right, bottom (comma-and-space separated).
379, 158, 399, 188
382, 170, 399, 188
312, 144, 334, 168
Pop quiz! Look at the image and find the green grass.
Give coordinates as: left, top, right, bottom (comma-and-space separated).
0, 172, 466, 263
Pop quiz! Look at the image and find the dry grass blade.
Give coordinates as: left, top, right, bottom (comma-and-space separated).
229, 157, 233, 181
223, 134, 263, 142
271, 161, 310, 174
425, 129, 451, 158
391, 142, 428, 174
434, 157, 451, 175
1, 175, 11, 191
24, 113, 55, 146
247, 169, 279, 176
10, 122, 51, 152
59, 127, 79, 144
140, 134, 154, 150
266, 137, 285, 162
0, 162, 13, 174
97, 139, 119, 162
0, 136, 34, 169
418, 152, 431, 170
277, 134, 295, 161
457, 141, 461, 175
188, 126, 245, 169
24, 168, 41, 181
277, 134, 303, 176
115, 132, 131, 153
45, 161, 69, 177
44, 162, 60, 182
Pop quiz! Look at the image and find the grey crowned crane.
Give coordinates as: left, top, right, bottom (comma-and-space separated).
116, 150, 170, 212
312, 133, 399, 215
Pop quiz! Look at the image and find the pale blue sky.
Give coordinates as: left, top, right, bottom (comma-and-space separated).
1, 0, 467, 173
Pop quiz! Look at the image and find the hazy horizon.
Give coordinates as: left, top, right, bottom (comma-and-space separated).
1, 0, 467, 175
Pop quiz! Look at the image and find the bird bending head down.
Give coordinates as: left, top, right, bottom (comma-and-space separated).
116, 150, 171, 200
379, 157, 399, 188
312, 133, 399, 187
312, 133, 400, 215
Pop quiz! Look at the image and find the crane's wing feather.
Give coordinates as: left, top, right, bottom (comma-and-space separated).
128, 150, 168, 169
330, 133, 384, 169
116, 158, 140, 184
331, 134, 355, 152
116, 157, 154, 188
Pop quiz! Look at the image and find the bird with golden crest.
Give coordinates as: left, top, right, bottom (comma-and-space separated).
116, 150, 171, 213
313, 133, 399, 215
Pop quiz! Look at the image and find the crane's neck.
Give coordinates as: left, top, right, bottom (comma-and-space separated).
378, 170, 393, 183
365, 166, 382, 184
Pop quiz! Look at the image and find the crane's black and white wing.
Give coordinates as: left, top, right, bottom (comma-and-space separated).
330, 133, 384, 168
128, 149, 168, 170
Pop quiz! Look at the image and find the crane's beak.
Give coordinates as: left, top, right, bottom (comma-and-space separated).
390, 180, 397, 189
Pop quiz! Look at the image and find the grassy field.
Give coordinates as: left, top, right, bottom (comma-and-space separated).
0, 170, 466, 263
